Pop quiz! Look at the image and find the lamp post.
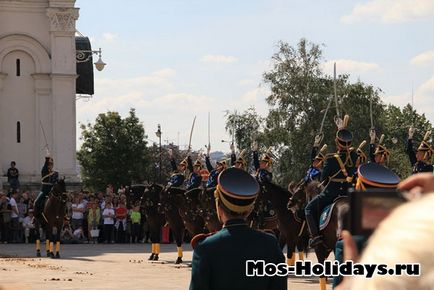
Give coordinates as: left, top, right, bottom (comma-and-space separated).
76, 47, 106, 71
155, 124, 162, 183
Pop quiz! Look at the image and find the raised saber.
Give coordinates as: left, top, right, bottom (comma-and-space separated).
187, 116, 196, 153
208, 112, 210, 148
39, 120, 50, 151
333, 62, 340, 118
370, 91, 374, 129
319, 94, 333, 137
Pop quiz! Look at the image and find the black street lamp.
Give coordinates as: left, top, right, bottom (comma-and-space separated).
155, 124, 162, 183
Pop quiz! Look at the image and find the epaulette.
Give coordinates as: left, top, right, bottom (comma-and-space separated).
325, 153, 336, 159
190, 232, 216, 249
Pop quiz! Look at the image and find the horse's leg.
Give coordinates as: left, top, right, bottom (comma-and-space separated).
45, 228, 51, 257
173, 220, 184, 264
296, 221, 308, 261
55, 226, 61, 258
148, 218, 160, 261
35, 221, 41, 257
315, 245, 329, 290
49, 228, 55, 259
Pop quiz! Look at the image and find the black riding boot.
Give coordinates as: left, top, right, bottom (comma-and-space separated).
305, 213, 322, 248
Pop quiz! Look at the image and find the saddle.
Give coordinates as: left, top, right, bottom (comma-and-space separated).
319, 196, 347, 231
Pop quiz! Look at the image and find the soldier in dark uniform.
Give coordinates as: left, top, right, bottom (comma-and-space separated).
369, 129, 390, 166
230, 143, 247, 170
303, 135, 327, 184
251, 141, 276, 230
406, 127, 433, 174
34, 150, 59, 221
186, 158, 203, 190
305, 115, 358, 248
252, 141, 273, 184
167, 148, 187, 188
189, 168, 286, 290
205, 145, 227, 189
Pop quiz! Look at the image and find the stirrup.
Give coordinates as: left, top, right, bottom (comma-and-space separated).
309, 236, 323, 248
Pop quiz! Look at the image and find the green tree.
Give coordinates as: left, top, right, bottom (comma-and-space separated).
77, 109, 150, 191
380, 104, 432, 178
262, 39, 386, 184
225, 107, 264, 169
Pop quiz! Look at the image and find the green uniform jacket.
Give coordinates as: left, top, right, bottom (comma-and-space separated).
189, 219, 287, 290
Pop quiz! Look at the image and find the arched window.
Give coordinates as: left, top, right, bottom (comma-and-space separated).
17, 121, 21, 143
16, 59, 20, 76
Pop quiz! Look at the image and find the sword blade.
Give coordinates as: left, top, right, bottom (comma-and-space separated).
188, 116, 196, 152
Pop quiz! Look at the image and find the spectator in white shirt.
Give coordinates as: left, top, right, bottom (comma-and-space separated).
22, 209, 36, 243
102, 202, 115, 243
9, 191, 20, 243
71, 195, 85, 231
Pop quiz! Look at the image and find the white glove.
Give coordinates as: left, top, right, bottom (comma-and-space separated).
369, 129, 376, 144
45, 148, 51, 158
408, 126, 415, 139
313, 135, 322, 147
252, 141, 258, 151
334, 116, 344, 129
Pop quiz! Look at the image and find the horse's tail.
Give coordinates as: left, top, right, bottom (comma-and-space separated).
335, 199, 350, 237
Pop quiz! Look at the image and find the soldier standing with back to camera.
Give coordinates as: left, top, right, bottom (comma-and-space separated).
189, 167, 286, 290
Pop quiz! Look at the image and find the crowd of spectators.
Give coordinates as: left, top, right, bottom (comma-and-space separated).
0, 184, 152, 245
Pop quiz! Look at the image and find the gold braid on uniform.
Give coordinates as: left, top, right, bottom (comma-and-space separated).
214, 185, 256, 213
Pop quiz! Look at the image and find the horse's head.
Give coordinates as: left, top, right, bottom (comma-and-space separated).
287, 185, 306, 211
51, 178, 66, 196
185, 188, 200, 206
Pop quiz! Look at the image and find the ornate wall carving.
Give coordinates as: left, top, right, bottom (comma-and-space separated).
46, 8, 79, 32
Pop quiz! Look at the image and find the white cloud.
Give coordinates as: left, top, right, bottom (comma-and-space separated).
322, 59, 381, 74
416, 75, 434, 97
241, 88, 260, 102
239, 79, 254, 86
200, 54, 238, 64
341, 0, 434, 24
102, 32, 118, 43
381, 77, 434, 122
410, 51, 434, 66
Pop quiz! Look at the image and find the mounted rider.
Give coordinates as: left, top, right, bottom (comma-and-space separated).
305, 115, 359, 248
406, 127, 433, 174
230, 143, 247, 170
204, 144, 227, 189
33, 149, 59, 221
369, 129, 390, 166
252, 141, 276, 229
303, 135, 327, 185
252, 141, 273, 184
167, 148, 187, 188
186, 156, 203, 191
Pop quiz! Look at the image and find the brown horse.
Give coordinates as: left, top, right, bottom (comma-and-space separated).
34, 179, 67, 258
289, 181, 349, 290
249, 185, 280, 234
139, 183, 165, 261
198, 187, 222, 232
182, 188, 207, 234
159, 186, 187, 264
260, 181, 308, 265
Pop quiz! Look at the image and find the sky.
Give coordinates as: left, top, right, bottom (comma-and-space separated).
75, 0, 434, 152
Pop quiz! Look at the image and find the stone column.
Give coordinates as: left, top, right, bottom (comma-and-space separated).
46, 2, 79, 181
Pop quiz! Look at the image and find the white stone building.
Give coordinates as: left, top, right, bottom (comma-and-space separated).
0, 0, 82, 186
